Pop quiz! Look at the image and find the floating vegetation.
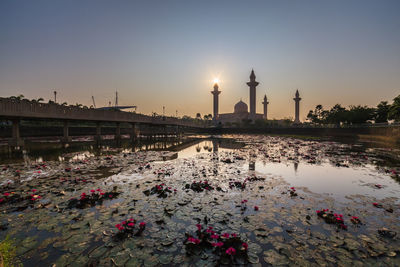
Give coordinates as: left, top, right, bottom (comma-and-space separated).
184, 222, 249, 264
113, 218, 146, 240
229, 180, 246, 190
288, 186, 298, 197
143, 183, 175, 198
184, 180, 214, 192
316, 209, 348, 230
66, 188, 120, 209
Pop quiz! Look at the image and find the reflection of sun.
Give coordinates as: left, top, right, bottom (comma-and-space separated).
213, 78, 219, 84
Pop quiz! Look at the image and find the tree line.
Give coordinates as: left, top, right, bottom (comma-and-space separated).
306, 94, 400, 125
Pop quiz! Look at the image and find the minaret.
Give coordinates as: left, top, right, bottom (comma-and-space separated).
293, 89, 301, 124
262, 94, 269, 120
211, 83, 221, 121
246, 69, 259, 121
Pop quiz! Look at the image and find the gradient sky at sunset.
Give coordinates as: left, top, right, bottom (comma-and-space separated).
1, 0, 399, 120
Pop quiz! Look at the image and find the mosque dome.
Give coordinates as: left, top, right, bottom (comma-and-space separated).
234, 100, 248, 114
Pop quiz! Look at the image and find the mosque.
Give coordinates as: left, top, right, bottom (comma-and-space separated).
211, 70, 302, 124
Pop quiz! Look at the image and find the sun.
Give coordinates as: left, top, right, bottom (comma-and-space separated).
213, 78, 219, 84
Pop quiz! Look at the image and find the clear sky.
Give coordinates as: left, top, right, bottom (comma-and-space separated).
1, 0, 399, 120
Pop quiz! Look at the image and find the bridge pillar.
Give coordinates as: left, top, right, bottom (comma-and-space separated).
61, 121, 72, 143
131, 123, 138, 142
9, 119, 24, 147
95, 122, 102, 143
115, 122, 121, 145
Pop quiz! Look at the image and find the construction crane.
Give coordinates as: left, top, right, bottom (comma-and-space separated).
91, 96, 96, 108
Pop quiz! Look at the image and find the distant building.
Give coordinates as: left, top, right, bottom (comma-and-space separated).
212, 70, 267, 124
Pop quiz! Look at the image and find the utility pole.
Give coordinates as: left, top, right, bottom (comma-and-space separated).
115, 91, 118, 107
54, 90, 57, 103
176, 110, 178, 118
163, 106, 165, 117
92, 96, 96, 108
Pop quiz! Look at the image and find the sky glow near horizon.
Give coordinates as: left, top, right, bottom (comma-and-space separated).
0, 0, 400, 119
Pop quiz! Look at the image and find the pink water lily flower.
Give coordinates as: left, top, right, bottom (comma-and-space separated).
128, 222, 135, 227
3, 193, 10, 197
226, 247, 236, 255
221, 233, 230, 238
242, 242, 248, 250
211, 234, 219, 239
139, 222, 146, 228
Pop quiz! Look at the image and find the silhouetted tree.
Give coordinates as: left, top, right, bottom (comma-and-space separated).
347, 105, 375, 124
326, 104, 348, 125
375, 101, 390, 123
307, 104, 328, 124
388, 95, 400, 121
195, 113, 202, 120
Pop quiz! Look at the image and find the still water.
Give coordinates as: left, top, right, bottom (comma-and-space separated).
0, 135, 399, 266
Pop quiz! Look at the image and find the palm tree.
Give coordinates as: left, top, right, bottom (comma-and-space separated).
37, 97, 44, 102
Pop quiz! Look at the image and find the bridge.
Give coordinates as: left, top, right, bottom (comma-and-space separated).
0, 97, 207, 146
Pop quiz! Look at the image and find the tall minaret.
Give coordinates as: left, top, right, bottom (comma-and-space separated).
211, 83, 221, 121
262, 94, 269, 120
247, 69, 259, 121
293, 89, 301, 124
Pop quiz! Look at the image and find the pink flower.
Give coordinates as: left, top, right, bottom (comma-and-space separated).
222, 233, 230, 238
32, 189, 37, 192
3, 193, 10, 197
128, 222, 135, 227
100, 192, 105, 195
254, 206, 259, 211
242, 242, 248, 250
122, 221, 127, 225
96, 188, 101, 191
211, 234, 219, 239
212, 242, 224, 247
231, 233, 237, 238
129, 218, 134, 222
351, 216, 358, 219
90, 190, 95, 193
0, 198, 4, 202
139, 222, 146, 228
196, 224, 202, 231
226, 247, 236, 255
109, 194, 113, 198
241, 199, 248, 204
373, 202, 379, 206
115, 224, 121, 229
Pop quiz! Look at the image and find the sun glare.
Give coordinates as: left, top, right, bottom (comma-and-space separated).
213, 78, 219, 84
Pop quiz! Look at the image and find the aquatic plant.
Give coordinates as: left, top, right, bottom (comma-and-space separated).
184, 223, 249, 264
316, 209, 347, 230
143, 183, 174, 198
0, 235, 22, 267
229, 181, 246, 189
288, 187, 297, 197
67, 188, 119, 209
185, 180, 214, 192
113, 218, 146, 240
